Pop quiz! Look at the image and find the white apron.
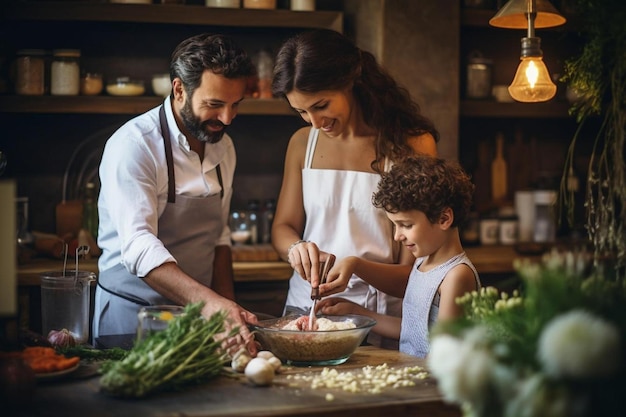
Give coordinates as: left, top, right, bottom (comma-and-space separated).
284, 128, 402, 347
93, 105, 223, 339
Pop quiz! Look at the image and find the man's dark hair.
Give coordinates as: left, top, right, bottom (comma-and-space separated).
170, 33, 255, 96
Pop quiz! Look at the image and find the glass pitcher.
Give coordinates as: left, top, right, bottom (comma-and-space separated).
40, 270, 96, 344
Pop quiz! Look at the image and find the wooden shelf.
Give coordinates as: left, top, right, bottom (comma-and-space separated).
0, 1, 338, 117
0, 95, 295, 115
2, 1, 343, 31
460, 100, 573, 118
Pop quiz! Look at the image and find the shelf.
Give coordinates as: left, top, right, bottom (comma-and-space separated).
2, 1, 343, 32
0, 95, 295, 115
460, 100, 573, 118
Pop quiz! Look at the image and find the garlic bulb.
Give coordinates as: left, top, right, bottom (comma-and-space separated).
231, 348, 252, 373
47, 329, 76, 349
244, 357, 275, 386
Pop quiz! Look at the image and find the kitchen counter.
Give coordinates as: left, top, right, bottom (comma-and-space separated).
17, 244, 293, 286
17, 243, 543, 286
12, 346, 460, 417
16, 243, 542, 332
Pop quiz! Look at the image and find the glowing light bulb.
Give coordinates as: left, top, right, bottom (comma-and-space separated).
525, 60, 539, 87
508, 55, 556, 102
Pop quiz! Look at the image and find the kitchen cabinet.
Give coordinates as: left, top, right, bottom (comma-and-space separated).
458, 7, 588, 224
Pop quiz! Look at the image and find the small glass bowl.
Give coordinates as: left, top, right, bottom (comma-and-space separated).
151, 73, 171, 97
136, 305, 185, 342
106, 77, 145, 96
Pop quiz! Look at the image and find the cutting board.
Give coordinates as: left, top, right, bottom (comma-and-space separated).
491, 132, 508, 202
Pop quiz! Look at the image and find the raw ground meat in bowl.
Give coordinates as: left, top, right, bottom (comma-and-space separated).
250, 314, 376, 366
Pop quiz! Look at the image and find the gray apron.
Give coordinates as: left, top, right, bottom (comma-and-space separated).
93, 105, 224, 337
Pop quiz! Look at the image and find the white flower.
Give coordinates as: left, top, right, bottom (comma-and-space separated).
504, 374, 570, 417
428, 334, 466, 402
429, 327, 495, 407
538, 309, 621, 378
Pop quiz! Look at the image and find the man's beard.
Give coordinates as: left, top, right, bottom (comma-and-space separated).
180, 98, 227, 144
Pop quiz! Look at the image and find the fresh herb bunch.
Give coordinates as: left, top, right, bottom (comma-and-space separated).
428, 250, 626, 417
99, 302, 234, 398
58, 346, 128, 362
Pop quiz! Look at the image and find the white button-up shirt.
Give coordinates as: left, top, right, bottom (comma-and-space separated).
97, 96, 235, 278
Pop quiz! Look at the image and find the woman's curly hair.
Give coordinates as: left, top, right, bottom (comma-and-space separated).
372, 156, 475, 228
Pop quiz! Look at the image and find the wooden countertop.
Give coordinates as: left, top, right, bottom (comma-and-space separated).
19, 346, 460, 417
17, 243, 543, 287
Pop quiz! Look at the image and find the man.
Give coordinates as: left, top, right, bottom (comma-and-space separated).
93, 34, 257, 353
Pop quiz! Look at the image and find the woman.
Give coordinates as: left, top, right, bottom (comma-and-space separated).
271, 29, 438, 347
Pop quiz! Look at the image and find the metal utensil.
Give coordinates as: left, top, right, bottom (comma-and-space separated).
308, 254, 335, 330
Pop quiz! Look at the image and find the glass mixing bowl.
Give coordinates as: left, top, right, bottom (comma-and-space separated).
250, 314, 376, 366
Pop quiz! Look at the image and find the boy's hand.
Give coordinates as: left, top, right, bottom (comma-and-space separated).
316, 297, 367, 316
318, 256, 359, 297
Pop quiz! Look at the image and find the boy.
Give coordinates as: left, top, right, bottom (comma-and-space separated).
317, 155, 481, 357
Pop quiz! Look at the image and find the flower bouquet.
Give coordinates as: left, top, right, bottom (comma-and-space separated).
428, 250, 626, 417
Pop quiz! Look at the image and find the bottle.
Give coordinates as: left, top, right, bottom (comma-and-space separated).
82, 182, 98, 240
246, 199, 260, 244
491, 132, 507, 202
261, 198, 276, 244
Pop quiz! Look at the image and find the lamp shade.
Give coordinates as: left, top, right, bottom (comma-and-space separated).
508, 56, 556, 102
489, 0, 566, 29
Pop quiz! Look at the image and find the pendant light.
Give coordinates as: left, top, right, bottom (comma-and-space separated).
490, 0, 566, 103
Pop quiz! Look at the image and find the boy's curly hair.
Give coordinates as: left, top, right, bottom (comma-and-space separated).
372, 156, 475, 228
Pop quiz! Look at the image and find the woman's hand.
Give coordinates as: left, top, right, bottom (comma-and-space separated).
288, 240, 335, 289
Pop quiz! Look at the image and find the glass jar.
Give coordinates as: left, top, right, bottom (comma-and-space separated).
50, 49, 80, 96
206, 0, 240, 7
15, 49, 46, 95
255, 50, 274, 99
291, 0, 315, 11
498, 206, 519, 245
80, 72, 103, 96
479, 216, 499, 245
533, 190, 557, 243
466, 51, 493, 99
243, 0, 276, 9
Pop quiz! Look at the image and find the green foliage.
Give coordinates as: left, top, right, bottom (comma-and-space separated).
560, 0, 626, 275
57, 346, 128, 362
452, 257, 626, 372
99, 303, 234, 398
430, 252, 626, 417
